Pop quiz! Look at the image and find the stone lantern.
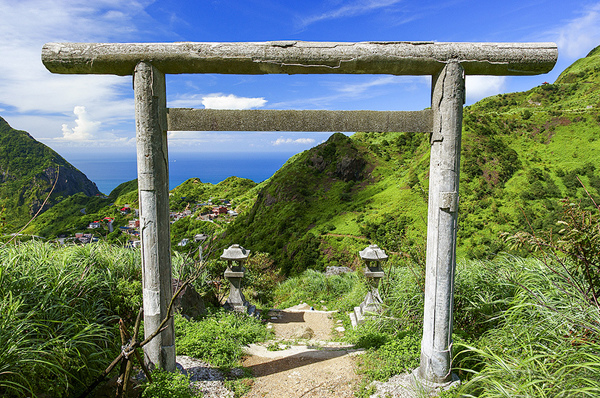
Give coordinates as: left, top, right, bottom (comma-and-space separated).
221, 244, 250, 313
350, 244, 387, 327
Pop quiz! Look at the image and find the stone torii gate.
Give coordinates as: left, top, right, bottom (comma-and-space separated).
42, 41, 557, 383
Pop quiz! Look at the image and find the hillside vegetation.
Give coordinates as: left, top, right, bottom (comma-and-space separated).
0, 117, 99, 229
7, 45, 600, 277
23, 175, 258, 244
224, 44, 600, 273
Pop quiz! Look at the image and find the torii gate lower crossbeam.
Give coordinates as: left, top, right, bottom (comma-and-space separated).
41, 41, 557, 384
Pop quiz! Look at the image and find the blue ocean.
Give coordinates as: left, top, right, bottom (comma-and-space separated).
69, 152, 296, 195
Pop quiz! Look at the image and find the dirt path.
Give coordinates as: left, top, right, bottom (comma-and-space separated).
241, 305, 362, 398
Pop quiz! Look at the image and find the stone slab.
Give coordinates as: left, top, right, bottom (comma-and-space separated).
42, 41, 557, 76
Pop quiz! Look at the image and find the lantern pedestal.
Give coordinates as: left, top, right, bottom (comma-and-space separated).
350, 268, 384, 327
223, 266, 249, 313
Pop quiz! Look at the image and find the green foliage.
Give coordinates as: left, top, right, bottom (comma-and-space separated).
242, 252, 282, 307
0, 241, 142, 397
175, 311, 270, 368
359, 213, 412, 250
108, 178, 139, 206
169, 176, 256, 212
453, 257, 519, 339
224, 378, 254, 398
142, 369, 195, 398
456, 193, 600, 397
0, 117, 99, 230
356, 332, 421, 381
456, 258, 600, 397
171, 216, 220, 252
273, 269, 365, 311
225, 133, 374, 275
554, 201, 600, 296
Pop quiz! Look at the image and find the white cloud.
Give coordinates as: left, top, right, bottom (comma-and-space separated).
169, 93, 268, 110
0, 0, 153, 144
298, 0, 402, 28
272, 137, 316, 146
336, 76, 402, 95
60, 106, 100, 141
201, 94, 267, 110
465, 76, 507, 103
555, 3, 600, 59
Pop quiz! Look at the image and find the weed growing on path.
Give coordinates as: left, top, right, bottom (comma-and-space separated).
175, 311, 271, 369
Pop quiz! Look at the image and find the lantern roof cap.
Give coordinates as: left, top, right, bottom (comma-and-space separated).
221, 244, 250, 261
359, 244, 388, 261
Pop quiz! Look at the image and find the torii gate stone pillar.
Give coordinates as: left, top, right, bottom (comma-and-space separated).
41, 41, 557, 378
133, 61, 175, 371
420, 61, 464, 384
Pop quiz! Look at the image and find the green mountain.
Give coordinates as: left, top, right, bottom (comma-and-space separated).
224, 45, 600, 273
10, 45, 600, 276
225, 131, 429, 274
0, 117, 100, 231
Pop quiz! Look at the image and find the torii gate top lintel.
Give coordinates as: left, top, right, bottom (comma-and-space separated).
42, 41, 557, 77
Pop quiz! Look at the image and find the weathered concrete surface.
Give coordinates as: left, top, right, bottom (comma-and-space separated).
419, 62, 464, 383
42, 41, 557, 76
134, 61, 175, 372
167, 109, 433, 133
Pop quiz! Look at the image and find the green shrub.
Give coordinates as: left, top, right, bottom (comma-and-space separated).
273, 269, 364, 311
142, 369, 195, 398
458, 201, 600, 397
453, 257, 520, 339
456, 259, 600, 397
175, 311, 270, 368
356, 331, 421, 381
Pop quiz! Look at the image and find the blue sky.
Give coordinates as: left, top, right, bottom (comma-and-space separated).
0, 0, 599, 162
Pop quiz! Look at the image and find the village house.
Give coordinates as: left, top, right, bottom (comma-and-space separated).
170, 209, 193, 222
75, 233, 95, 244
212, 206, 228, 216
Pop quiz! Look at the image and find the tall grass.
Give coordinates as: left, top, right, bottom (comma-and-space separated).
456, 257, 600, 397
0, 241, 142, 397
272, 268, 366, 311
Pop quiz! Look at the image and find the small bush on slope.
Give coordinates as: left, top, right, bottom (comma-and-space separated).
175, 311, 271, 369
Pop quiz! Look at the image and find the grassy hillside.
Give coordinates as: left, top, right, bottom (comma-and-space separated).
24, 176, 260, 242
458, 44, 600, 258
169, 176, 258, 211
0, 117, 100, 230
223, 45, 600, 273
225, 131, 430, 275
14, 45, 600, 277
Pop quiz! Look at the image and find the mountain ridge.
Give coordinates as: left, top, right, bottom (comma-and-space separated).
4, 44, 600, 276
0, 116, 100, 230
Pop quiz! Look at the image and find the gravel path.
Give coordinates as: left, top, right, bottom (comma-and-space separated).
176, 304, 364, 398
241, 305, 363, 398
